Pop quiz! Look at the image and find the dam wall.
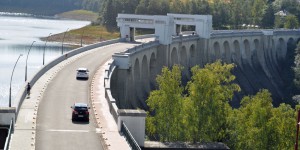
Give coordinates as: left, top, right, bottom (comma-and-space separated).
111, 30, 300, 109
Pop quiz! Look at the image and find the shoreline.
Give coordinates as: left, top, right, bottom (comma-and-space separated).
40, 25, 120, 47
38, 10, 119, 46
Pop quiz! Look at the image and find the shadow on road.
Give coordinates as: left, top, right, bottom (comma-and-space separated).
71, 120, 89, 125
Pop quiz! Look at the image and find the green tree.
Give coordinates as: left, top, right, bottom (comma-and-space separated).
169, 0, 185, 14
233, 89, 273, 149
229, 89, 297, 149
261, 3, 275, 28
186, 60, 240, 142
189, 0, 211, 15
268, 103, 295, 149
284, 14, 300, 29
228, 0, 243, 28
101, 0, 118, 29
146, 65, 184, 141
211, 0, 230, 29
135, 0, 148, 14
252, 0, 268, 26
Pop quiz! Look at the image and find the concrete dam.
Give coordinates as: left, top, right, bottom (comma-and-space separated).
110, 14, 300, 109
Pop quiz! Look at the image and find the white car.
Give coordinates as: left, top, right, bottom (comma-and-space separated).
76, 68, 89, 80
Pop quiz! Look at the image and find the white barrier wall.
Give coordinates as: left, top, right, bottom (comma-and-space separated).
117, 109, 146, 147
0, 108, 15, 125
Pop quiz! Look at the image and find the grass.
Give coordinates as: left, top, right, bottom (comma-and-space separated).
44, 25, 120, 46
56, 10, 98, 22
69, 25, 120, 39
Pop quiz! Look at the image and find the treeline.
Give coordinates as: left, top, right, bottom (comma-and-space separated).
146, 61, 299, 149
0, 0, 103, 15
1, 0, 299, 29
100, 0, 300, 29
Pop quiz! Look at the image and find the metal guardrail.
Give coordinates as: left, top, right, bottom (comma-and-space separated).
4, 119, 13, 150
121, 122, 141, 150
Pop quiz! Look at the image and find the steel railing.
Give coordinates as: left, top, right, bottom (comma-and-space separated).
121, 122, 141, 150
4, 119, 14, 150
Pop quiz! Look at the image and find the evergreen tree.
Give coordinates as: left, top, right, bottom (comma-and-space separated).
261, 3, 275, 28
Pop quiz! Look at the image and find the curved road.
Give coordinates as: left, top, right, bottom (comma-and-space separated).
35, 42, 139, 150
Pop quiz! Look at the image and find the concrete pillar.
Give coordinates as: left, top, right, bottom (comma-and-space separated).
118, 109, 147, 147
175, 24, 182, 36
120, 25, 130, 41
0, 107, 16, 126
154, 16, 174, 45
112, 69, 130, 109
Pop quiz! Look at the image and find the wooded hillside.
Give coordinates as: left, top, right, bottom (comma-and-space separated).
0, 0, 103, 15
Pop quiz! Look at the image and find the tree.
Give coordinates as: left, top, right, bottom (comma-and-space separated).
186, 60, 240, 142
135, 0, 148, 14
146, 65, 185, 141
284, 14, 300, 29
189, 0, 211, 15
211, 0, 230, 29
252, 0, 268, 26
231, 89, 273, 149
169, 0, 185, 14
261, 3, 275, 28
101, 0, 117, 29
228, 0, 243, 28
228, 89, 296, 149
268, 103, 295, 149
146, 61, 240, 142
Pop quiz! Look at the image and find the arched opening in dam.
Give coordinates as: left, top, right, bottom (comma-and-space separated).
213, 42, 221, 61
149, 53, 157, 90
233, 40, 241, 65
171, 47, 178, 65
224, 41, 231, 63
189, 44, 196, 67
141, 55, 149, 94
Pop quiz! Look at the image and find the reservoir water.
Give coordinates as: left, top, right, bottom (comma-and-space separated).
0, 13, 90, 106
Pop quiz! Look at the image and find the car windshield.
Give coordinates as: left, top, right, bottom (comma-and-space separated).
78, 70, 87, 73
74, 106, 88, 111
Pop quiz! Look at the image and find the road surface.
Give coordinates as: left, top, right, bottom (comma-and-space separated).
35, 42, 139, 150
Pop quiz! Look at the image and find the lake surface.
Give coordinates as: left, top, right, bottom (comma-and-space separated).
0, 13, 90, 106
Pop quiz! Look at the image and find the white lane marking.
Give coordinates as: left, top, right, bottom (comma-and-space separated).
46, 129, 89, 133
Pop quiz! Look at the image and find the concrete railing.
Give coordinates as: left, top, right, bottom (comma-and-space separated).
104, 59, 119, 123
274, 29, 300, 35
13, 39, 120, 117
4, 119, 13, 150
104, 41, 148, 147
172, 34, 199, 43
211, 30, 263, 38
211, 29, 300, 38
123, 40, 160, 54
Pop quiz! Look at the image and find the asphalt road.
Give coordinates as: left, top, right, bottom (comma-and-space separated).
35, 42, 139, 150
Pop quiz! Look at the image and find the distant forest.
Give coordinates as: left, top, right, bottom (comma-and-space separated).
0, 0, 103, 15
0, 0, 299, 30
99, 0, 300, 30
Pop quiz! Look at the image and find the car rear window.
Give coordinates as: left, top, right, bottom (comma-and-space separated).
74, 106, 88, 111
